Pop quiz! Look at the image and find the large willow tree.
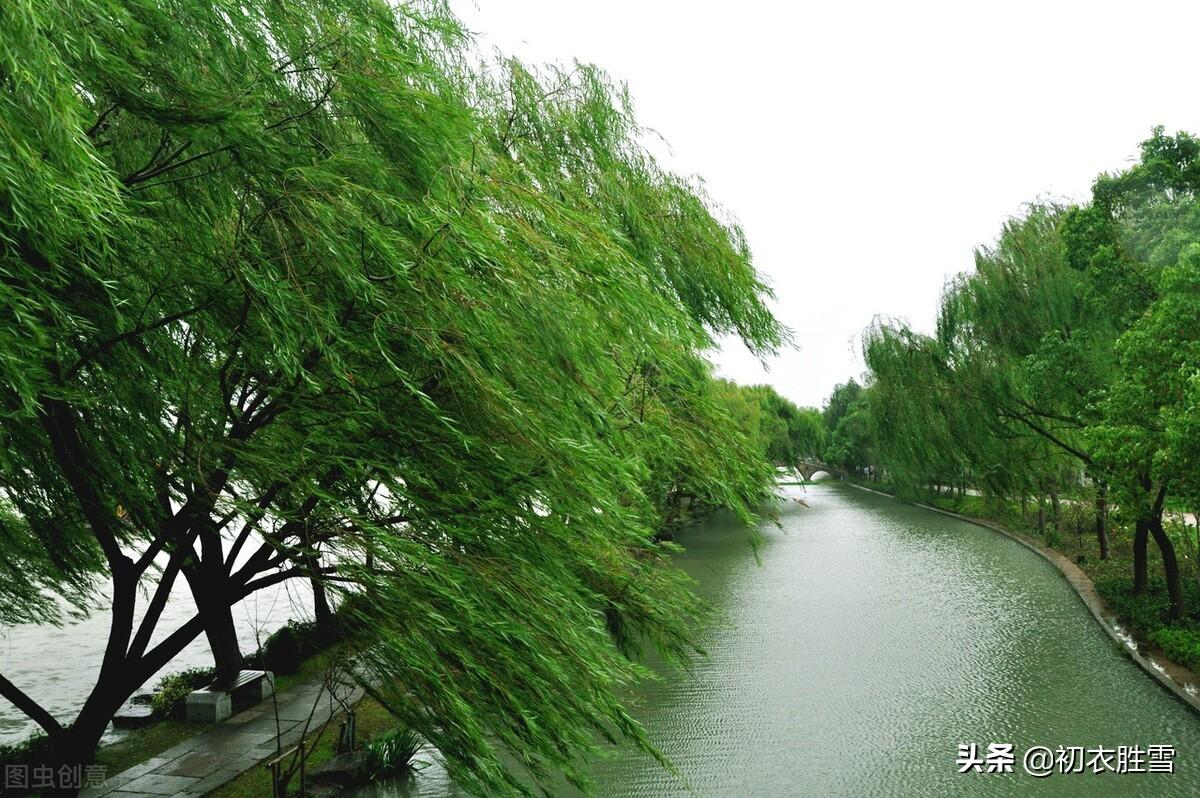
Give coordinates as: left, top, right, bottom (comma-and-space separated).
0, 0, 781, 792
862, 129, 1200, 619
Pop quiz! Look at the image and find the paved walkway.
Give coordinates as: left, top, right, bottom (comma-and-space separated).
82, 678, 363, 798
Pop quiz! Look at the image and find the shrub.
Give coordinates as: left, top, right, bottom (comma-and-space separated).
1150, 627, 1200, 673
365, 726, 424, 778
260, 624, 304, 675
150, 666, 216, 718
333, 591, 371, 637
1096, 577, 1174, 633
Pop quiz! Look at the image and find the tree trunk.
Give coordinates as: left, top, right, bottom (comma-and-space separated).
1149, 516, 1185, 619
1050, 486, 1061, 533
42, 594, 184, 795
1133, 518, 1149, 595
1095, 483, 1109, 560
46, 700, 124, 796
1037, 497, 1045, 536
187, 560, 243, 680
199, 596, 244, 681
312, 575, 333, 629
188, 531, 244, 681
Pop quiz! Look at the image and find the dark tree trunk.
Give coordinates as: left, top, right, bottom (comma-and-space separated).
41, 583, 211, 795
1133, 518, 1149, 595
1095, 483, 1110, 560
1149, 516, 1185, 619
199, 595, 244, 681
298, 530, 333, 631
312, 575, 333, 629
1037, 497, 1045, 536
1049, 486, 1061, 533
45, 676, 133, 794
42, 607, 215, 795
187, 558, 243, 681
188, 528, 244, 681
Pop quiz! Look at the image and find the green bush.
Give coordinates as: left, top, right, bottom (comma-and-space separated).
150, 666, 216, 718
1150, 627, 1200, 672
365, 726, 424, 778
260, 624, 304, 675
333, 591, 372, 637
1096, 577, 1174, 633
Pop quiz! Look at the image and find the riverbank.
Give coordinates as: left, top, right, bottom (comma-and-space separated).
843, 480, 1200, 718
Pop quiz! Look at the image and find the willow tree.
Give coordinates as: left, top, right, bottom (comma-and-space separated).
1063, 128, 1200, 610
861, 130, 1200, 618
716, 384, 824, 469
0, 0, 780, 792
863, 206, 1113, 542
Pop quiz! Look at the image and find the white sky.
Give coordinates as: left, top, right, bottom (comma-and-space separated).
451, 0, 1200, 408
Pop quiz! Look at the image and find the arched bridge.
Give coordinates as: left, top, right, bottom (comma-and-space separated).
778, 461, 845, 483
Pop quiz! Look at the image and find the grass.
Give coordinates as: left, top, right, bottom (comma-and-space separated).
94, 719, 197, 775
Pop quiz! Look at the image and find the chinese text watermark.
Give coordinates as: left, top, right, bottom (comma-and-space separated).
957, 743, 1175, 776
3, 764, 108, 791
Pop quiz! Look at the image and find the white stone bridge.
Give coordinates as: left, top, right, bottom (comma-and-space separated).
777, 461, 845, 483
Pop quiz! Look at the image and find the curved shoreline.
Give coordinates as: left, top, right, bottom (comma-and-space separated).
842, 481, 1200, 718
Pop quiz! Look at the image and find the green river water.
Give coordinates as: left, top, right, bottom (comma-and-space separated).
354, 483, 1200, 797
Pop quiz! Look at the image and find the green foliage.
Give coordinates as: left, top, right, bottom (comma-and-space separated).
855, 127, 1200, 618
150, 667, 216, 719
1148, 627, 1200, 673
0, 733, 52, 771
260, 625, 304, 676
365, 726, 425, 778
822, 380, 863, 435
250, 618, 342, 674
715, 382, 823, 468
824, 390, 875, 474
0, 0, 782, 788
1091, 245, 1200, 515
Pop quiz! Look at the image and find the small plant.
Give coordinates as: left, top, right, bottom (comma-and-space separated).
150, 666, 216, 718
365, 726, 424, 778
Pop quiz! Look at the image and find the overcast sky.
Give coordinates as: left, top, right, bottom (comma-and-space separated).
451, 0, 1200, 408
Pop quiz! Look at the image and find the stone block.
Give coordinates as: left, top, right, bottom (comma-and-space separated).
184, 689, 231, 724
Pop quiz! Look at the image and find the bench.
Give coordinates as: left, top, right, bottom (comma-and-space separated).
185, 669, 275, 724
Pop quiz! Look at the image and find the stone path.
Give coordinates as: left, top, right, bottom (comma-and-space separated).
82, 678, 363, 798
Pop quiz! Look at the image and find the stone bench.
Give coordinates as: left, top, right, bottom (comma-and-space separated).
185, 669, 275, 724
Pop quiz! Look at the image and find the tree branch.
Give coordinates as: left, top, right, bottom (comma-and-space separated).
65, 302, 211, 380
0, 673, 63, 737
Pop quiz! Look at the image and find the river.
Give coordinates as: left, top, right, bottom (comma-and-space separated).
354, 483, 1200, 797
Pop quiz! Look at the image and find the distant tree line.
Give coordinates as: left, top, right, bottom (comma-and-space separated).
845, 128, 1200, 621
710, 380, 881, 479
714, 383, 824, 467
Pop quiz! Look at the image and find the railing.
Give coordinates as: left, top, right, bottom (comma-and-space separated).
266, 740, 305, 798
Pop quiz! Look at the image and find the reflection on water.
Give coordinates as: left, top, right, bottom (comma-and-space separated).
354, 484, 1200, 797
